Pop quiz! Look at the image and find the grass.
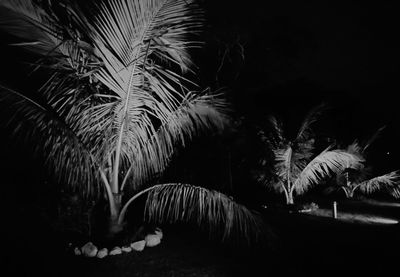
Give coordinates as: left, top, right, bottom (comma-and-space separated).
5, 198, 400, 277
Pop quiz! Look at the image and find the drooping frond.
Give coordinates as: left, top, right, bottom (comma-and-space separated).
294, 147, 362, 194
358, 171, 400, 198
0, 84, 100, 196
121, 92, 228, 190
338, 166, 373, 187
295, 103, 326, 143
0, 0, 62, 56
144, 183, 266, 244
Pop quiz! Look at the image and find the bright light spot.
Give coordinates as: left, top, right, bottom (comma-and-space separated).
367, 217, 398, 224
362, 199, 400, 207
308, 208, 399, 225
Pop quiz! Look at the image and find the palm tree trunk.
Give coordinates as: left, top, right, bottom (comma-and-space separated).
108, 193, 124, 235
99, 169, 125, 236
282, 186, 294, 205
287, 191, 294, 205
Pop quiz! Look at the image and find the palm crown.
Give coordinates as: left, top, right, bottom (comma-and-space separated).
256, 105, 361, 204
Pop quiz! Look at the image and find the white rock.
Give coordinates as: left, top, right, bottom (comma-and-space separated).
109, 246, 122, 255
121, 246, 132, 252
131, 240, 146, 251
155, 228, 163, 240
74, 247, 82, 256
145, 234, 161, 247
96, 248, 108, 259
81, 242, 98, 258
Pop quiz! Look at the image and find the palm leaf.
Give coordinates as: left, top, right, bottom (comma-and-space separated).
267, 115, 284, 146
144, 183, 266, 244
0, 0, 62, 55
295, 103, 326, 143
0, 84, 100, 196
120, 91, 228, 191
358, 171, 400, 198
294, 147, 362, 194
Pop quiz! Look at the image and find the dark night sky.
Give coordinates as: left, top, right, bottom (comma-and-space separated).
1, 0, 400, 181
195, 0, 400, 169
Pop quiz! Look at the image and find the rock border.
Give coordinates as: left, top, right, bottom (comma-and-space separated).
72, 228, 163, 259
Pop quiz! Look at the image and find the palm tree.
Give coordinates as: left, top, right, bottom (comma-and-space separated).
255, 105, 361, 205
0, 0, 264, 242
331, 128, 400, 199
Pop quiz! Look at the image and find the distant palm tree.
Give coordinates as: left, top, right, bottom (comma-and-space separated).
0, 0, 263, 242
255, 105, 360, 205
330, 128, 400, 199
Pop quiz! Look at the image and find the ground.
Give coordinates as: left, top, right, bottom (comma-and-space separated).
5, 198, 400, 276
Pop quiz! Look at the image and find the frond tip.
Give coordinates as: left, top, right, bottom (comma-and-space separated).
358, 171, 400, 198
144, 183, 266, 244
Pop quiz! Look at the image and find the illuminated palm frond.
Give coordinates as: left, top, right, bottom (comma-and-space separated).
0, 84, 99, 195
294, 147, 361, 194
65, 0, 208, 188
121, 92, 228, 190
267, 115, 284, 146
144, 183, 265, 243
358, 171, 400, 198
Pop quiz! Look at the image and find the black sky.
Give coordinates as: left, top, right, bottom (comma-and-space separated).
193, 0, 400, 166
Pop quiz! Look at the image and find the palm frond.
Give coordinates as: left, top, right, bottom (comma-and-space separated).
294, 147, 362, 194
144, 183, 266, 244
267, 115, 284, 146
0, 0, 66, 56
0, 84, 100, 196
295, 103, 326, 142
273, 146, 293, 183
121, 92, 229, 191
76, 0, 202, 97
358, 171, 400, 198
